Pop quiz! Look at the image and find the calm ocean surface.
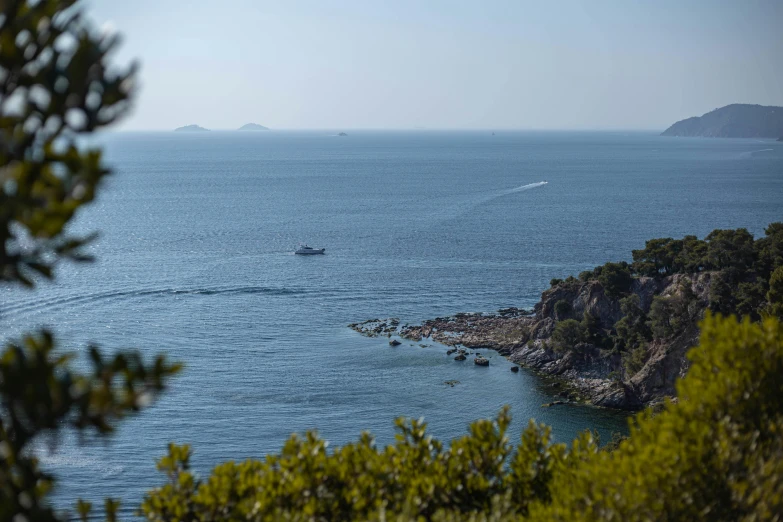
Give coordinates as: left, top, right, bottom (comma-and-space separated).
2, 130, 782, 514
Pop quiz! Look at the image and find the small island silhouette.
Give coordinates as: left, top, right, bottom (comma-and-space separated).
174, 124, 209, 132
338, 132, 348, 136
238, 123, 269, 131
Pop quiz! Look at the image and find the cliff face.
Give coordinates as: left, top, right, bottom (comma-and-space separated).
380, 273, 714, 410
506, 274, 713, 409
661, 104, 783, 138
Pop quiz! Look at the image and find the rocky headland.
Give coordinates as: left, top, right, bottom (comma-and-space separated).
351, 275, 707, 410
661, 103, 783, 138
350, 223, 783, 411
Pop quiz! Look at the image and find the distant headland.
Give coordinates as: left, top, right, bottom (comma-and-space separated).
174, 124, 209, 132
238, 123, 269, 131
661, 104, 783, 138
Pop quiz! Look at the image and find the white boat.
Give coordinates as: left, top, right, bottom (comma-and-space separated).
295, 244, 325, 255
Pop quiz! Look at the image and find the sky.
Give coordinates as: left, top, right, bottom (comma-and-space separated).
86, 0, 783, 131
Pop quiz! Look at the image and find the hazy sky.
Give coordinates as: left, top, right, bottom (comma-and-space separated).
87, 0, 783, 131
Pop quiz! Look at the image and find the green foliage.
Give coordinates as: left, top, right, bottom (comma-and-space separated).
622, 344, 648, 376
767, 266, 783, 319
549, 278, 563, 287
580, 310, 607, 348
596, 261, 632, 298
631, 237, 682, 276
142, 408, 575, 521
551, 319, 585, 352
648, 282, 699, 340
705, 227, 756, 272
553, 299, 572, 320
0, 2, 179, 520
0, 0, 136, 287
709, 270, 737, 316
613, 294, 651, 352
138, 315, 783, 521
530, 314, 783, 520
736, 279, 768, 321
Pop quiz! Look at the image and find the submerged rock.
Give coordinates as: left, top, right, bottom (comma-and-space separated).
389, 339, 401, 346
510, 366, 520, 373
454, 354, 467, 361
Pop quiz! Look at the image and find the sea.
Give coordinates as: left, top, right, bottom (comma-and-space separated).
2, 130, 782, 516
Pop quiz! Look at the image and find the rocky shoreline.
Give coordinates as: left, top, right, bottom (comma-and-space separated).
350, 273, 712, 411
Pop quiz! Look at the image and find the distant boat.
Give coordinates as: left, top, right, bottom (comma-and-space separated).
295, 245, 325, 255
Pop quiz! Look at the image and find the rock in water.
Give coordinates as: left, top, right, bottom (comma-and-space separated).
510, 366, 520, 373
389, 339, 401, 346
474, 356, 489, 366
454, 354, 467, 361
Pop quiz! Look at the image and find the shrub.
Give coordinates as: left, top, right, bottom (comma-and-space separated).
613, 294, 651, 351
551, 319, 585, 352
597, 262, 633, 298
550, 278, 563, 287
554, 299, 572, 320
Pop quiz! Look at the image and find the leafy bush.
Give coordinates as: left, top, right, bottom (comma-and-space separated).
580, 310, 608, 348
551, 319, 585, 352
550, 278, 563, 287
554, 299, 572, 320
597, 262, 632, 298
648, 282, 699, 340
767, 266, 783, 319
622, 344, 648, 376
613, 294, 651, 351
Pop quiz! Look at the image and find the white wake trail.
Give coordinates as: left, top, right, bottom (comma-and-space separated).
502, 181, 548, 195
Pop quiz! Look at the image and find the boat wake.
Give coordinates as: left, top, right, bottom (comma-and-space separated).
500, 181, 548, 195
740, 148, 773, 157
1, 285, 307, 319
429, 181, 548, 223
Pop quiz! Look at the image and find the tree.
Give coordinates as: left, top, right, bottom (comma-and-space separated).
767, 266, 783, 319
631, 237, 682, 276
704, 228, 756, 272
551, 319, 585, 352
597, 262, 632, 298
554, 299, 572, 320
649, 282, 699, 340
0, 2, 179, 520
613, 294, 651, 352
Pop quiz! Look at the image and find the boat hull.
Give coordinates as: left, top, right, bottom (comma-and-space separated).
295, 249, 325, 255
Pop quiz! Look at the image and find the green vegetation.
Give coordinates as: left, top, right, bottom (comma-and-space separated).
138, 315, 783, 521
551, 319, 584, 352
2, 3, 783, 521
553, 299, 572, 320
546, 223, 783, 367
0, 2, 178, 520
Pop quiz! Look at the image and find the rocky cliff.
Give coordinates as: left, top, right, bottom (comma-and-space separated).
661, 104, 783, 138
360, 273, 713, 410
504, 273, 711, 409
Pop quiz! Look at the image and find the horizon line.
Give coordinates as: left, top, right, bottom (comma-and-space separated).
105, 127, 668, 133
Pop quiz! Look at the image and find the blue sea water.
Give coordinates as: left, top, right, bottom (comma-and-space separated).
2, 130, 782, 516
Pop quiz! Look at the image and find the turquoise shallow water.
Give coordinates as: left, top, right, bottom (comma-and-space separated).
2, 130, 782, 515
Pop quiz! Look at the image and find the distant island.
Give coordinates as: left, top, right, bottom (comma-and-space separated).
174, 124, 209, 132
661, 104, 783, 138
338, 132, 348, 136
238, 123, 269, 131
